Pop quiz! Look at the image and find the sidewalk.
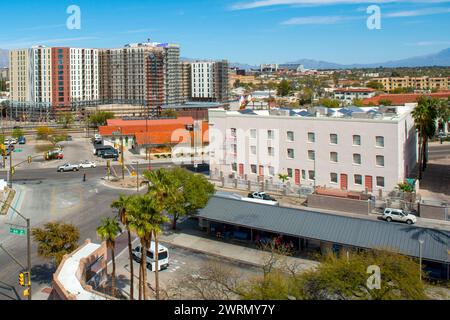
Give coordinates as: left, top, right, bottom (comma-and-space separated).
158, 231, 319, 271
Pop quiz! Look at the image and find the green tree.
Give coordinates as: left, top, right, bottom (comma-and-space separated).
57, 112, 74, 129
12, 128, 25, 139
89, 111, 115, 127
31, 222, 80, 266
412, 97, 439, 179
436, 99, 450, 134
378, 99, 393, 106
163, 168, 215, 230
0, 135, 4, 145
278, 173, 289, 184
366, 81, 384, 91
277, 79, 293, 97
318, 98, 341, 108
36, 126, 54, 140
233, 79, 242, 88
160, 109, 179, 118
97, 218, 122, 297
111, 194, 135, 300
353, 99, 365, 107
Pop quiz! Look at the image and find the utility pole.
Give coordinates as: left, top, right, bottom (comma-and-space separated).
419, 239, 424, 282
121, 133, 125, 181
9, 145, 13, 188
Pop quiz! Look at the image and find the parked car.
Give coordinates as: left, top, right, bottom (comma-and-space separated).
79, 160, 97, 169
132, 243, 170, 271
5, 138, 17, 145
382, 208, 417, 225
18, 136, 26, 144
66, 135, 73, 141
248, 192, 277, 202
46, 150, 64, 160
57, 163, 80, 172
93, 145, 115, 156
102, 150, 119, 161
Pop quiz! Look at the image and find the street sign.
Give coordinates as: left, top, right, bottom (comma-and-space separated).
10, 227, 26, 236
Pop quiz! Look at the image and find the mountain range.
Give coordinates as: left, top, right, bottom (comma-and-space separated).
2, 48, 450, 70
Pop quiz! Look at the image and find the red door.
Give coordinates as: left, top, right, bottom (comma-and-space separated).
259, 165, 264, 177
340, 174, 348, 190
365, 176, 373, 192
295, 169, 300, 185
239, 164, 244, 177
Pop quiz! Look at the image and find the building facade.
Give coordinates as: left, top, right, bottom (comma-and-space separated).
208, 106, 417, 194
374, 77, 450, 92
333, 88, 376, 105
181, 62, 191, 103
191, 60, 229, 103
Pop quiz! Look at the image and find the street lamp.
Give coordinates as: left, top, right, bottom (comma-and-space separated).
418, 239, 424, 282
133, 161, 140, 193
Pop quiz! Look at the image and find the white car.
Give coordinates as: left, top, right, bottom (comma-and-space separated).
79, 160, 97, 169
382, 208, 417, 225
5, 138, 17, 145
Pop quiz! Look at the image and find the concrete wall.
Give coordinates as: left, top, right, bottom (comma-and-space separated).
307, 194, 373, 215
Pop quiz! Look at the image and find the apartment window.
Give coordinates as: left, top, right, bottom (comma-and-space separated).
268, 147, 275, 156
287, 149, 295, 159
308, 150, 315, 161
287, 131, 294, 142
287, 168, 293, 178
269, 166, 275, 176
376, 155, 385, 167
231, 128, 237, 137
353, 153, 362, 165
354, 174, 363, 185
231, 163, 237, 172
250, 129, 257, 139
376, 136, 385, 148
251, 165, 257, 174
376, 176, 385, 188
330, 152, 338, 163
268, 130, 275, 140
250, 146, 256, 155
301, 170, 306, 180
308, 170, 315, 181
308, 132, 315, 143
353, 135, 361, 146
330, 173, 338, 184
330, 134, 338, 145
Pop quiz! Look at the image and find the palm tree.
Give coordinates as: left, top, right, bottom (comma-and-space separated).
144, 169, 172, 300
97, 218, 122, 297
111, 194, 134, 300
412, 97, 438, 179
437, 99, 450, 136
126, 195, 156, 300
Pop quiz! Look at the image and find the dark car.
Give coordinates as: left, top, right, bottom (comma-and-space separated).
102, 151, 119, 161
18, 136, 26, 144
66, 135, 73, 141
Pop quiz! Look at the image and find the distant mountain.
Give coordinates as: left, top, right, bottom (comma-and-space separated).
0, 49, 8, 68
181, 57, 257, 70
281, 47, 450, 70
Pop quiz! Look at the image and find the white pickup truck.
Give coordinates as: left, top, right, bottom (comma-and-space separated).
241, 192, 279, 206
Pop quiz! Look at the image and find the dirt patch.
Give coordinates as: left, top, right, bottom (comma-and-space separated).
103, 176, 148, 190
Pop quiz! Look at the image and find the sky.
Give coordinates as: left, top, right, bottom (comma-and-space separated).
0, 0, 450, 65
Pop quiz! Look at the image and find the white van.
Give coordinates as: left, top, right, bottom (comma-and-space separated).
132, 242, 170, 271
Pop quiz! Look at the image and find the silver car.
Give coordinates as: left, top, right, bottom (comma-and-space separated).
57, 163, 80, 172
382, 208, 417, 225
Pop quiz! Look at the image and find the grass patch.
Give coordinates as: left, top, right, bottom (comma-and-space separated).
1, 188, 16, 215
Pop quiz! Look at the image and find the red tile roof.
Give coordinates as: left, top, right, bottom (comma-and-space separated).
106, 117, 194, 127
362, 91, 450, 106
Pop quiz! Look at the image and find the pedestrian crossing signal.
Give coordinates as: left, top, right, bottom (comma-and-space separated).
23, 288, 30, 297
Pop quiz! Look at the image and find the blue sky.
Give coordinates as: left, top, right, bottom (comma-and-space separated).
1, 0, 450, 65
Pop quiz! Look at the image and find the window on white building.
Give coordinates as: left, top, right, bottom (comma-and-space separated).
268, 130, 275, 140
330, 134, 338, 145
287, 149, 295, 159
376, 155, 385, 167
231, 128, 237, 137
287, 168, 293, 178
354, 174, 363, 185
231, 163, 237, 172
330, 152, 338, 163
250, 146, 257, 155
376, 136, 385, 148
251, 165, 257, 174
287, 131, 294, 142
308, 132, 315, 143
353, 135, 361, 146
250, 129, 257, 139
308, 150, 315, 161
353, 153, 362, 165
301, 170, 306, 180
308, 170, 315, 181
269, 166, 275, 176
268, 147, 275, 156
330, 173, 338, 183
376, 176, 385, 187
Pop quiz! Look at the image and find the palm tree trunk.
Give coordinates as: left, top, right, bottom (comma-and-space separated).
138, 260, 142, 300
141, 240, 149, 300
154, 231, 160, 300
111, 246, 116, 297
127, 229, 134, 300
417, 134, 423, 180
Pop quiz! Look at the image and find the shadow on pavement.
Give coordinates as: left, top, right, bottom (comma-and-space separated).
0, 280, 21, 301
31, 263, 56, 285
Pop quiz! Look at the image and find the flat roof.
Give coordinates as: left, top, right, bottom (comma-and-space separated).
198, 196, 450, 263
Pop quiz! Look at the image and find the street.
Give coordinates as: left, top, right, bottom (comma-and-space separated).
428, 143, 450, 161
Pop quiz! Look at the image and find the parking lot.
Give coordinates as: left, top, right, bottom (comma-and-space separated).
112, 238, 261, 300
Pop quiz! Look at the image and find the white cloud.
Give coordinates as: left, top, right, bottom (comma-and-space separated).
281, 15, 360, 24
386, 7, 450, 17
231, 0, 450, 10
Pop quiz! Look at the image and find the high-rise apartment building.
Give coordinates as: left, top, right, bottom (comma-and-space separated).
9, 46, 99, 113
181, 62, 191, 103
191, 60, 229, 103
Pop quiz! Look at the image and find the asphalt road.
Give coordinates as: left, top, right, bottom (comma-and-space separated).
428, 143, 450, 160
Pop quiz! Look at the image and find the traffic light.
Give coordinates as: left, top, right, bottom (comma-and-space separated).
107, 160, 111, 168
19, 273, 25, 286
11, 167, 15, 176
28, 156, 32, 164
23, 288, 30, 297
